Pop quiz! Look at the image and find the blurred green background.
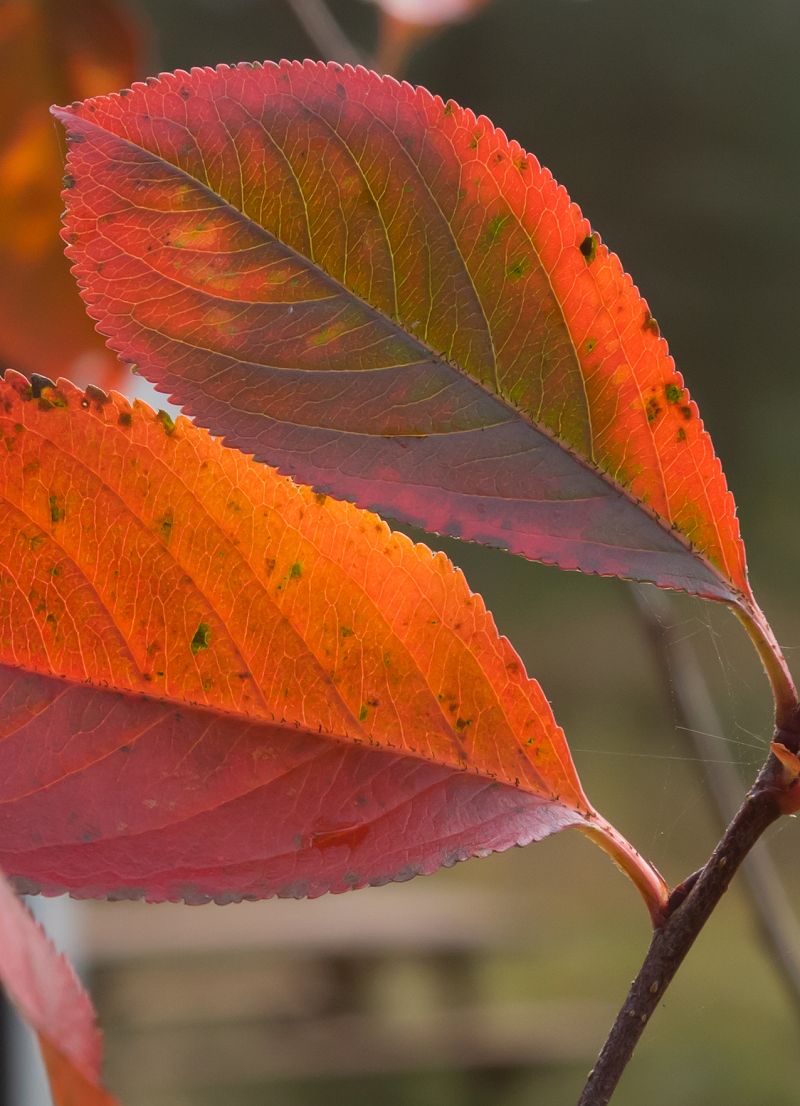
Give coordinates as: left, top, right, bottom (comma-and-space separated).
29, 1, 800, 1103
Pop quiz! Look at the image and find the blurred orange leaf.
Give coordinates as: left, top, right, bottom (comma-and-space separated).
0, 0, 140, 384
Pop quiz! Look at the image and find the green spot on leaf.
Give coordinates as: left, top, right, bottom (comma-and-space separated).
485, 214, 510, 245
157, 409, 176, 435
190, 623, 211, 654
358, 704, 369, 722
506, 257, 530, 280
289, 562, 302, 579
664, 383, 682, 404
49, 495, 65, 523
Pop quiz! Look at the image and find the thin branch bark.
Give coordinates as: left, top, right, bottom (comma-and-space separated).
577, 752, 786, 1106
631, 586, 800, 1017
285, 0, 369, 66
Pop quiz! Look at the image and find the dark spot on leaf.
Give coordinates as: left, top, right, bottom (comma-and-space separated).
340, 626, 354, 638
179, 86, 191, 100
313, 491, 327, 505
507, 257, 530, 280
30, 374, 55, 399
455, 717, 472, 731
63, 174, 75, 189
643, 310, 660, 336
157, 509, 174, 542
664, 383, 682, 404
584, 337, 597, 353
443, 103, 454, 116
646, 397, 662, 423
85, 384, 109, 405
289, 562, 302, 580
579, 234, 598, 263
49, 495, 65, 523
676, 427, 687, 442
118, 411, 132, 428
680, 405, 692, 420
358, 704, 369, 722
190, 623, 211, 654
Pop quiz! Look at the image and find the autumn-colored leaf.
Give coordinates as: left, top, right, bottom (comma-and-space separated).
0, 371, 665, 917
52, 61, 795, 718
0, 868, 119, 1105
51, 61, 745, 601
0, 0, 139, 385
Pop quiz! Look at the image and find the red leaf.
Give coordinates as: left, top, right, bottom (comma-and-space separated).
0, 372, 665, 918
53, 61, 748, 607
0, 0, 140, 386
0, 868, 118, 1105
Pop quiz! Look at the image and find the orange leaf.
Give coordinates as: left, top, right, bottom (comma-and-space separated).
0, 0, 139, 385
0, 868, 118, 1105
0, 371, 665, 918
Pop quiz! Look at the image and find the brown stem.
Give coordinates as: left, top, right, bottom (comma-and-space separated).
576, 753, 785, 1106
632, 586, 800, 1019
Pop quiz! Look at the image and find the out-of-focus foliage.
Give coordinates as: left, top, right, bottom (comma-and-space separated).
0, 0, 141, 385
368, 0, 492, 73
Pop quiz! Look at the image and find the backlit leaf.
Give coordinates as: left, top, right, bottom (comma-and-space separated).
0, 372, 664, 916
54, 61, 749, 607
0, 869, 118, 1105
0, 0, 138, 384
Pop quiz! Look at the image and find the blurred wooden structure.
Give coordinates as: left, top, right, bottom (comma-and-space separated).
86, 885, 607, 1104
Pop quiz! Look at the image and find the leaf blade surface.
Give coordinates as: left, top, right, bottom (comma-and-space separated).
0, 373, 653, 907
54, 61, 750, 604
